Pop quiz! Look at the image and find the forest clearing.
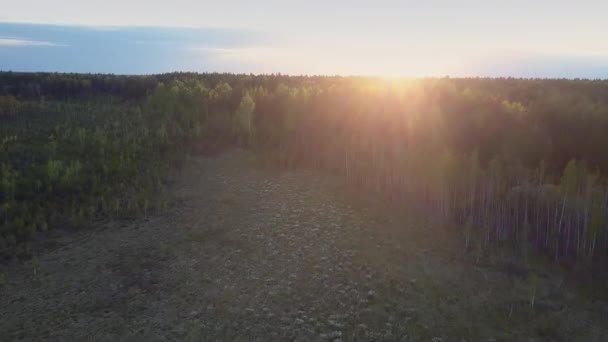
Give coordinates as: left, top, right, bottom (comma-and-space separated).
1, 149, 606, 341
2, 73, 608, 341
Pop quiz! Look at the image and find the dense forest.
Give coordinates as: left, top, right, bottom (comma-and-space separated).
2, 72, 608, 276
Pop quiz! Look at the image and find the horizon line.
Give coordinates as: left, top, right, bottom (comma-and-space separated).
1, 69, 607, 81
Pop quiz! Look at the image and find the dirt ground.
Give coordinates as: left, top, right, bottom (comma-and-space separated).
1, 149, 606, 341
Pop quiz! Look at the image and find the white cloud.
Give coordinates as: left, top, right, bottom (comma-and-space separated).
0, 37, 62, 47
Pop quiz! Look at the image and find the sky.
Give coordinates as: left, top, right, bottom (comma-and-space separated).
0, 0, 607, 77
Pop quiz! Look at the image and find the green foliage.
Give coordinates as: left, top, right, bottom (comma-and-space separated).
0, 77, 217, 259
3, 72, 608, 272
501, 100, 527, 122
560, 159, 580, 197
0, 95, 19, 117
209, 81, 232, 102
520, 217, 532, 264
527, 273, 540, 307
234, 93, 256, 145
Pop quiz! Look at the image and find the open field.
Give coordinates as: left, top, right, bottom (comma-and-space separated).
1, 149, 605, 341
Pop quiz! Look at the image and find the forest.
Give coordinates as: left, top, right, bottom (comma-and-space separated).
2, 71, 608, 276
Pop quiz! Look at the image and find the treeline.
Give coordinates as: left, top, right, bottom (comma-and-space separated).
246, 79, 608, 271
2, 73, 608, 273
0, 78, 229, 258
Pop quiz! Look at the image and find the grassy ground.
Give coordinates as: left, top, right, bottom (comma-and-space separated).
0, 149, 606, 341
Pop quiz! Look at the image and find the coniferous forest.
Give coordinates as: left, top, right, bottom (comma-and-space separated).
2, 71, 608, 278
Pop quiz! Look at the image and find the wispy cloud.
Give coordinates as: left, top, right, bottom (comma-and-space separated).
0, 37, 63, 47
0, 23, 270, 74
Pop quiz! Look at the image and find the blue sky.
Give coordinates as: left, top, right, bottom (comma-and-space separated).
1, 1, 607, 77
